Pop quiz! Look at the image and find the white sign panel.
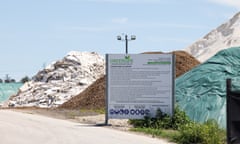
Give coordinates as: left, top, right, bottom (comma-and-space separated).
106, 54, 174, 119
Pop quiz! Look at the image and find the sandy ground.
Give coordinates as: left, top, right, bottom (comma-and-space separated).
7, 107, 175, 143
0, 110, 176, 144
11, 108, 132, 131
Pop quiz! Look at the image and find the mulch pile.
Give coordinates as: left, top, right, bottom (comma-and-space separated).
173, 51, 200, 77
59, 51, 200, 110
59, 76, 105, 110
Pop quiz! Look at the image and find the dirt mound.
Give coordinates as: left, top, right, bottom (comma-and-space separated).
59, 76, 105, 110
59, 51, 200, 110
174, 51, 200, 77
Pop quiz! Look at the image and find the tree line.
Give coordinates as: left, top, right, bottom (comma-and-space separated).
0, 75, 30, 83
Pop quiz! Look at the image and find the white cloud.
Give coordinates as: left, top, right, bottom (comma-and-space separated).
208, 0, 240, 8
111, 17, 128, 24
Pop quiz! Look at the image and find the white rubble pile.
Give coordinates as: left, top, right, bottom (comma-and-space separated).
185, 12, 240, 62
7, 51, 105, 108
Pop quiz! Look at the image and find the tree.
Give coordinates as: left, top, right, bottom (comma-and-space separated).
4, 74, 16, 83
20, 76, 30, 83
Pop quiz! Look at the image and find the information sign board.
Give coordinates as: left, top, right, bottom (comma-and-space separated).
106, 54, 174, 119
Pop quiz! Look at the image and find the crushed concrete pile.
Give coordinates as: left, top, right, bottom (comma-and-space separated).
185, 12, 240, 62
176, 47, 240, 128
59, 51, 199, 110
6, 51, 105, 108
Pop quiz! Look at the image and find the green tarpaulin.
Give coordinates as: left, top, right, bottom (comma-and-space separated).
176, 47, 240, 128
0, 83, 22, 102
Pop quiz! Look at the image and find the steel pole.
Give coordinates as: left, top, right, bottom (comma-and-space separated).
125, 35, 128, 55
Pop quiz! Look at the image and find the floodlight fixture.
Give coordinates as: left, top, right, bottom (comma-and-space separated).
117, 35, 121, 40
117, 34, 136, 55
131, 35, 136, 40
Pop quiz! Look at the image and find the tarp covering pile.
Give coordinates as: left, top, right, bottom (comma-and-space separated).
176, 47, 240, 128
0, 83, 22, 102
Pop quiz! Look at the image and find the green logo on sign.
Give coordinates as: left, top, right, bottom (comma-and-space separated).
125, 55, 131, 60
110, 56, 133, 65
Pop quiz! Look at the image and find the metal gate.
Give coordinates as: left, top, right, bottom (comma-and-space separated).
227, 79, 240, 144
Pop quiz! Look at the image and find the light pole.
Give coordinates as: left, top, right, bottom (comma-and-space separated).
117, 34, 136, 55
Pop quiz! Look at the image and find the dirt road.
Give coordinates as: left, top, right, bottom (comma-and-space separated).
0, 110, 174, 144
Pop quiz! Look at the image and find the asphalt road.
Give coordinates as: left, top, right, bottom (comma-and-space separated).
0, 110, 174, 144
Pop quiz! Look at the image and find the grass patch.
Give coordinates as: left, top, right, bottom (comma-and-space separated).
131, 127, 162, 137
78, 108, 105, 115
130, 128, 179, 142
63, 108, 105, 119
161, 129, 180, 141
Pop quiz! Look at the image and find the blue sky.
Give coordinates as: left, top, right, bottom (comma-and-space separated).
0, 0, 239, 81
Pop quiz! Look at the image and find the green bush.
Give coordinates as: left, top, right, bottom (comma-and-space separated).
171, 106, 191, 130
129, 106, 190, 130
175, 120, 226, 144
175, 122, 204, 144
201, 120, 226, 144
129, 107, 226, 144
128, 109, 165, 129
